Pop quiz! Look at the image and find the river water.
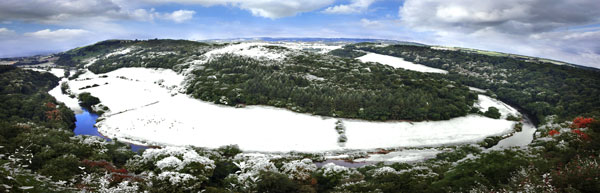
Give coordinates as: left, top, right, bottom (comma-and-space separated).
74, 108, 148, 153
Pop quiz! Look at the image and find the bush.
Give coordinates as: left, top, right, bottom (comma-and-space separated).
551, 155, 600, 192
484, 107, 501, 119
255, 171, 301, 193
432, 150, 529, 192
78, 92, 100, 109
39, 154, 82, 181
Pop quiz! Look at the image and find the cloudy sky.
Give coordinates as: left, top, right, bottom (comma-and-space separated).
1, 0, 599, 68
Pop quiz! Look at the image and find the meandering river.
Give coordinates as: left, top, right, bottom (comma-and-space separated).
74, 108, 148, 153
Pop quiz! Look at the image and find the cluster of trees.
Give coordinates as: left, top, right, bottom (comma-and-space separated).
55, 39, 217, 72
186, 53, 477, 121
77, 92, 100, 109
0, 66, 74, 128
339, 43, 600, 123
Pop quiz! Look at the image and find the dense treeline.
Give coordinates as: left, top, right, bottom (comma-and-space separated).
55, 39, 216, 72
0, 66, 74, 128
187, 53, 477, 121
339, 43, 600, 122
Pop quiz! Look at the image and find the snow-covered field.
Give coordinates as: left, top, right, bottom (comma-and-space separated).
357, 53, 448, 74
343, 115, 514, 150
47, 67, 519, 152
48, 79, 83, 113
278, 42, 342, 54
23, 67, 65, 78
475, 94, 520, 119
204, 43, 288, 61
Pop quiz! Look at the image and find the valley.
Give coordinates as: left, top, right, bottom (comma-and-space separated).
2, 39, 599, 192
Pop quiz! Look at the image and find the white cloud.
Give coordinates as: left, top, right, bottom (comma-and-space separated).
24, 29, 91, 40
0, 0, 197, 24
360, 18, 383, 28
400, 0, 600, 34
0, 28, 106, 58
323, 0, 376, 14
0, 28, 15, 35
160, 10, 196, 23
142, 0, 335, 19
399, 0, 600, 68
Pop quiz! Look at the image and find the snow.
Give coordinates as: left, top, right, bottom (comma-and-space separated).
281, 159, 317, 180
83, 58, 98, 68
204, 43, 287, 61
319, 163, 358, 178
105, 47, 133, 58
23, 67, 65, 78
372, 167, 399, 176
53, 67, 519, 152
157, 172, 198, 185
343, 115, 515, 150
156, 156, 183, 170
354, 149, 442, 163
48, 68, 65, 78
229, 154, 278, 189
48, 79, 82, 114
475, 94, 520, 119
64, 68, 183, 114
183, 43, 290, 75
468, 86, 486, 93
304, 74, 325, 81
279, 42, 342, 54
357, 53, 448, 74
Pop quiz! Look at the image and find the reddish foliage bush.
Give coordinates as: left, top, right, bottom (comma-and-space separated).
552, 155, 600, 191
45, 102, 56, 109
572, 117, 595, 129
45, 109, 61, 121
82, 159, 138, 184
572, 129, 590, 141
548, 130, 560, 136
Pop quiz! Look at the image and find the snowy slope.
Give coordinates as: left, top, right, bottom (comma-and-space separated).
48, 79, 83, 114
357, 53, 448, 74
474, 94, 520, 119
343, 115, 514, 150
23, 67, 65, 78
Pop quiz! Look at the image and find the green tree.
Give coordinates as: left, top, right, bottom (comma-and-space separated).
484, 107, 501, 119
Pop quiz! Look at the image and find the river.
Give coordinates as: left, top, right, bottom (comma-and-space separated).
74, 108, 148, 153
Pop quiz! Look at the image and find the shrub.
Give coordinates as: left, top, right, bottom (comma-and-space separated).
484, 107, 501, 119
255, 171, 301, 193
552, 155, 600, 192
314, 163, 363, 192
572, 117, 595, 129
78, 92, 100, 109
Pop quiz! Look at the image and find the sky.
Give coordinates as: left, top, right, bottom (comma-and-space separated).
0, 0, 599, 68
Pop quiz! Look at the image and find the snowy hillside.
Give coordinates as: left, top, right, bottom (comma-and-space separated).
47, 65, 518, 152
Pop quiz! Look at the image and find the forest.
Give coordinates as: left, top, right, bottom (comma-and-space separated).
55, 39, 217, 72
333, 43, 600, 123
186, 53, 477, 121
